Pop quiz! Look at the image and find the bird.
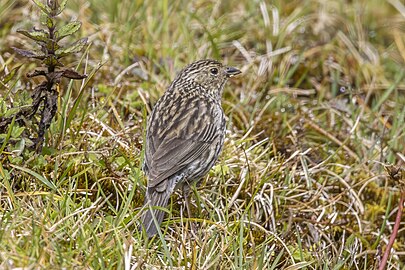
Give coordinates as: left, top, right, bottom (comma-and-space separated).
140, 59, 241, 237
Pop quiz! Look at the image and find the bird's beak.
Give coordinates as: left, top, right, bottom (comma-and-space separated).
225, 66, 241, 77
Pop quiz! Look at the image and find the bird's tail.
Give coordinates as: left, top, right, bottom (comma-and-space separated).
140, 189, 170, 237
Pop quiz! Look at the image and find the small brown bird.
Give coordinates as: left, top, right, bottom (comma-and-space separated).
140, 59, 241, 237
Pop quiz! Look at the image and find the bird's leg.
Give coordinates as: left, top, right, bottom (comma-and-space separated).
182, 184, 192, 219
182, 184, 197, 237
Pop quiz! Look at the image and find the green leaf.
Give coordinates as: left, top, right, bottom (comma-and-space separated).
17, 29, 48, 43
40, 13, 55, 28
0, 98, 6, 115
56, 21, 81, 41
45, 40, 60, 52
55, 38, 87, 57
0, 163, 10, 180
0, 116, 14, 154
13, 138, 26, 157
2, 65, 22, 84
10, 164, 57, 191
34, 155, 48, 168
40, 13, 47, 25
11, 126, 25, 138
31, 0, 51, 16
44, 55, 62, 67
57, 0, 68, 15
46, 17, 55, 28
4, 107, 20, 118
9, 156, 23, 165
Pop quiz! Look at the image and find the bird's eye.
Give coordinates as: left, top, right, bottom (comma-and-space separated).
210, 68, 218, 75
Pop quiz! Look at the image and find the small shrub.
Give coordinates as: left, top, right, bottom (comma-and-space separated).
0, 0, 87, 153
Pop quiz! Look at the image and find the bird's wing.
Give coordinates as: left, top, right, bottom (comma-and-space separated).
146, 111, 220, 189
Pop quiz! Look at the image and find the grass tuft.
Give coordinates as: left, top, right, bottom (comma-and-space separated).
1, 0, 404, 269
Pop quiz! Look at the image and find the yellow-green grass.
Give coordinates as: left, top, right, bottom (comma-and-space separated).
0, 0, 404, 268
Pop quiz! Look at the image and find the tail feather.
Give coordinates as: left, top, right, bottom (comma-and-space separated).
140, 190, 170, 237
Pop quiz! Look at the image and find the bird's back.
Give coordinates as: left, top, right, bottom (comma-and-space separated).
144, 82, 226, 191
140, 59, 240, 237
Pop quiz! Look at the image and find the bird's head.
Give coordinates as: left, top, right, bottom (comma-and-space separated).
175, 59, 241, 97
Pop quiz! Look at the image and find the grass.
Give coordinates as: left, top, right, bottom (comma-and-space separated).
1, 0, 404, 269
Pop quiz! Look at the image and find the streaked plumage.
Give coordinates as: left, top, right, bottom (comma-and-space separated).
140, 59, 241, 237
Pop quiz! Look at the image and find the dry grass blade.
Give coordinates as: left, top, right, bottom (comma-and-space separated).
0, 0, 404, 269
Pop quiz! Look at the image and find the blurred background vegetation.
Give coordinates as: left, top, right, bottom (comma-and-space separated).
0, 0, 404, 269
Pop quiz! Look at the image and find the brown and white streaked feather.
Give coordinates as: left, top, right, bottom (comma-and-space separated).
140, 59, 240, 237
